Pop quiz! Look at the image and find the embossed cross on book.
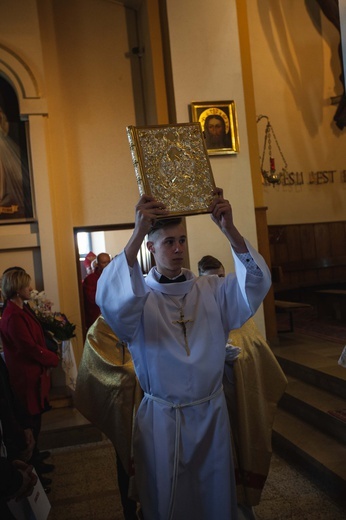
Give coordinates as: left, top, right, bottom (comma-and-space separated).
173, 308, 193, 356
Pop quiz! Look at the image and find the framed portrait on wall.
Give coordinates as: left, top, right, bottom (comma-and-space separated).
0, 76, 36, 224
190, 100, 240, 156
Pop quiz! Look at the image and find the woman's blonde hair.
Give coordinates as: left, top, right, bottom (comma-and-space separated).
1, 269, 31, 300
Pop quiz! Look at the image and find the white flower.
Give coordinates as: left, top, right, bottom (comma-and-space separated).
29, 289, 53, 314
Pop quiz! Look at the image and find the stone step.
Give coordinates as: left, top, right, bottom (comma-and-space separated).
40, 406, 103, 449
273, 408, 346, 502
280, 376, 346, 443
276, 355, 346, 400
49, 385, 73, 409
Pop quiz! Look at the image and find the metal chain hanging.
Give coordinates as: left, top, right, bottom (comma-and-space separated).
256, 115, 288, 185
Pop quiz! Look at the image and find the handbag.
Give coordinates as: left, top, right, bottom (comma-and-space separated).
8, 469, 51, 520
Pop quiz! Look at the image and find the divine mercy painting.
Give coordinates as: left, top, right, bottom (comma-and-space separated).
0, 76, 35, 223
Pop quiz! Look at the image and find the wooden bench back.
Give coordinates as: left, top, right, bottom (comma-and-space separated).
269, 222, 346, 292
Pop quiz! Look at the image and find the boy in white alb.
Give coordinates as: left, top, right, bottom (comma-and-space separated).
96, 188, 271, 520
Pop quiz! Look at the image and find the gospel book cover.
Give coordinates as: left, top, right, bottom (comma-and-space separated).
126, 122, 216, 217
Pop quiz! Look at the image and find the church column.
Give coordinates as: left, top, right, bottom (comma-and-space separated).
28, 114, 60, 309
236, 0, 278, 342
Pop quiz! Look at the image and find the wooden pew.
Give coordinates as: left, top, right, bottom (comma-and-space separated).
315, 289, 346, 322
275, 300, 313, 332
272, 256, 346, 295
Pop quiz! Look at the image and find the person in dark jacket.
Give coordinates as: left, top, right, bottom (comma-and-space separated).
82, 252, 111, 330
0, 269, 59, 487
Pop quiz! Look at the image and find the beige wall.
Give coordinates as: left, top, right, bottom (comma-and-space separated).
0, 0, 140, 358
38, 0, 139, 227
166, 1, 258, 263
0, 0, 57, 303
247, 0, 346, 225
166, 0, 267, 333
37, 0, 141, 345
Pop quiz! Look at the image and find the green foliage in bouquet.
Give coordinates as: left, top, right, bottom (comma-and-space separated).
38, 312, 76, 341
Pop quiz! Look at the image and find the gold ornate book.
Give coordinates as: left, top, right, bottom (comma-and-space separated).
126, 122, 216, 217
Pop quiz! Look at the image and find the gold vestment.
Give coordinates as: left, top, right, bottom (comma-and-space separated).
74, 315, 143, 475
224, 318, 287, 506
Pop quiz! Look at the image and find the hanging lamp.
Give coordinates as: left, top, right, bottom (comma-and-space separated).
256, 115, 288, 185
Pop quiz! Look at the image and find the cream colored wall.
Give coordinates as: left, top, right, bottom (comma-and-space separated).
166, 0, 266, 334
37, 0, 139, 227
0, 0, 46, 77
103, 229, 134, 259
166, 0, 258, 270
0, 0, 140, 359
0, 0, 59, 306
247, 0, 346, 225
37, 1, 140, 347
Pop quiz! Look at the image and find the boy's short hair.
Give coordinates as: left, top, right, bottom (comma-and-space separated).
148, 218, 183, 238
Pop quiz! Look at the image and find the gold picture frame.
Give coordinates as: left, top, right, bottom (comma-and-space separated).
126, 122, 216, 217
190, 100, 239, 155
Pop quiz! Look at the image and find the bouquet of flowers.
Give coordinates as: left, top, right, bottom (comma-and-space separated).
29, 290, 76, 342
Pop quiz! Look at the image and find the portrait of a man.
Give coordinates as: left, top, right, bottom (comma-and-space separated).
204, 113, 232, 149
190, 101, 239, 155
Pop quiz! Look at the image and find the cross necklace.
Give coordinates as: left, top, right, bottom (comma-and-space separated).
167, 294, 193, 356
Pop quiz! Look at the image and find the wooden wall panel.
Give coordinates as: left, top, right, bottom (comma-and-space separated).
285, 225, 302, 261
314, 223, 331, 257
268, 221, 346, 293
268, 226, 288, 265
300, 225, 316, 260
329, 222, 346, 256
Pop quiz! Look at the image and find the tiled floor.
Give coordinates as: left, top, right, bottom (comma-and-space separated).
42, 331, 346, 519
46, 440, 124, 520
254, 452, 345, 520
45, 438, 345, 520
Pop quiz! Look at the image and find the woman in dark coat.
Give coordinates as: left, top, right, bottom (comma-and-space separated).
0, 269, 59, 484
